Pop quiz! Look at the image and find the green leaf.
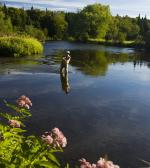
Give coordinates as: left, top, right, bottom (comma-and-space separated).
35, 161, 59, 168
3, 132, 23, 139
141, 159, 150, 166
0, 112, 13, 120
47, 153, 60, 166
50, 148, 63, 153
4, 101, 18, 112
10, 128, 26, 133
65, 163, 70, 168
4, 101, 31, 117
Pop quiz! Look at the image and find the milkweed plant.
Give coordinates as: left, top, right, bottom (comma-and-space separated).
0, 95, 120, 168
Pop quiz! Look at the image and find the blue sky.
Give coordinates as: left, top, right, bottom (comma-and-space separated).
1, 0, 150, 18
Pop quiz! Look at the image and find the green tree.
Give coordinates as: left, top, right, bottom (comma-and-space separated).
66, 12, 86, 40
26, 8, 45, 28
80, 3, 112, 38
105, 16, 119, 41
0, 11, 13, 35
40, 11, 67, 39
118, 32, 126, 43
25, 25, 46, 41
52, 12, 68, 39
145, 31, 150, 48
119, 16, 140, 40
7, 8, 23, 28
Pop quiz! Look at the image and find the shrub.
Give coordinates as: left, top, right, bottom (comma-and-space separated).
0, 95, 120, 168
25, 25, 46, 41
0, 11, 13, 36
0, 95, 67, 167
0, 36, 43, 57
117, 32, 126, 43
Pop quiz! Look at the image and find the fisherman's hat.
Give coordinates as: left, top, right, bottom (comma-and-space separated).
66, 50, 70, 54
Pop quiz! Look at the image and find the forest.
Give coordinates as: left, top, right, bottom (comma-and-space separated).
0, 3, 150, 48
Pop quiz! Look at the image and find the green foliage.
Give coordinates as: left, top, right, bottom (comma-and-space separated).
52, 12, 68, 39
141, 160, 150, 168
0, 100, 63, 168
145, 31, 150, 48
81, 3, 111, 38
105, 16, 140, 42
119, 16, 140, 40
0, 36, 43, 57
1, 3, 150, 48
5, 7, 27, 29
0, 11, 13, 36
66, 4, 111, 40
105, 17, 119, 42
25, 25, 46, 41
118, 32, 127, 43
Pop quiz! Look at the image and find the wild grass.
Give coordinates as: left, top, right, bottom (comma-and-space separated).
88, 38, 135, 46
0, 36, 43, 57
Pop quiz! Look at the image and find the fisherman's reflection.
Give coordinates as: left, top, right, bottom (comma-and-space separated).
60, 69, 70, 94
60, 50, 71, 94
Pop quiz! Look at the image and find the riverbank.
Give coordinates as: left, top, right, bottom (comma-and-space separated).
86, 38, 145, 48
0, 36, 144, 58
0, 36, 43, 57
47, 38, 145, 49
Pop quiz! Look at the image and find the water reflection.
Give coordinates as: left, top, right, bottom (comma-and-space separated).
54, 50, 141, 76
59, 50, 71, 94
60, 70, 70, 94
70, 51, 108, 76
0, 55, 43, 75
0, 46, 149, 78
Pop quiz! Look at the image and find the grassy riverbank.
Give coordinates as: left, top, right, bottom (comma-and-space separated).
87, 38, 145, 48
0, 36, 43, 57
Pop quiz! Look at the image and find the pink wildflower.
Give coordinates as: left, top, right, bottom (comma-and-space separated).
79, 158, 93, 168
17, 95, 32, 109
97, 158, 119, 168
8, 120, 20, 128
42, 128, 67, 148
52, 127, 67, 148
91, 164, 97, 168
79, 157, 119, 168
41, 134, 53, 145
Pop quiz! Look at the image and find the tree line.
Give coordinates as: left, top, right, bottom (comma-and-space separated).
0, 3, 150, 47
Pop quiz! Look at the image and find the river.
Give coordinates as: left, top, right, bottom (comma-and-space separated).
0, 41, 150, 167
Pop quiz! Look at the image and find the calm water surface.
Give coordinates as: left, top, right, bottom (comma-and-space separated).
0, 41, 150, 167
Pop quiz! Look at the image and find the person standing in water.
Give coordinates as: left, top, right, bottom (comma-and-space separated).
60, 50, 71, 94
60, 51, 71, 74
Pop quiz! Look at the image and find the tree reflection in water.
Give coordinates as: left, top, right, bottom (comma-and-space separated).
69, 50, 139, 76
54, 49, 146, 77
70, 51, 108, 76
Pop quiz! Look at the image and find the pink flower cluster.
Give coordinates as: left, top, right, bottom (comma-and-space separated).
8, 120, 20, 128
42, 127, 67, 148
17, 95, 32, 109
79, 158, 119, 168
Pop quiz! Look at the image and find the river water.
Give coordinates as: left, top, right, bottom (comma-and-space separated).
0, 41, 150, 167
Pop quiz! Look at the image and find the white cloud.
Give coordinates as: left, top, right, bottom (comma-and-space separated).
2, 0, 150, 17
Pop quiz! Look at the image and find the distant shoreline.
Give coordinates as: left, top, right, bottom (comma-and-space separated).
45, 39, 145, 49
87, 39, 145, 49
